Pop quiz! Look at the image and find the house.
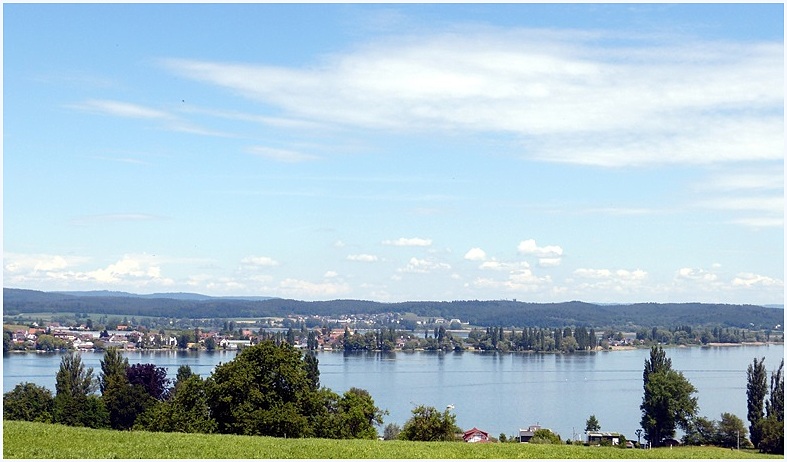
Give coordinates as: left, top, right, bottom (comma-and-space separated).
220, 339, 251, 350
463, 427, 489, 443
586, 431, 624, 446
518, 425, 541, 443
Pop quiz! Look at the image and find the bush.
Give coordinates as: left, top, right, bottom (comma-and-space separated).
530, 428, 562, 444
3, 382, 54, 423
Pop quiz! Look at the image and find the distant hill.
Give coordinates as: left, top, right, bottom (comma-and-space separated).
52, 290, 274, 302
2, 288, 783, 331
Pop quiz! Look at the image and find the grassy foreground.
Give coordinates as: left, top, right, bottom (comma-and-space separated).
3, 420, 779, 459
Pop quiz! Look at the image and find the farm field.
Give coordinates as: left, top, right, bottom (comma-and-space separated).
3, 420, 780, 459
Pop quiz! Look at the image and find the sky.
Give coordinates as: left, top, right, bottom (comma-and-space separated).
3, 3, 784, 305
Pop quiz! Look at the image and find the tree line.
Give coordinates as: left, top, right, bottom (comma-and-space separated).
3, 341, 385, 439
4, 288, 782, 330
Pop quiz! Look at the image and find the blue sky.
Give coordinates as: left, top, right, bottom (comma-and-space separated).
3, 3, 784, 304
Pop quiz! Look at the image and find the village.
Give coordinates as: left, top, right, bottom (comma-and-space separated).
5, 313, 642, 354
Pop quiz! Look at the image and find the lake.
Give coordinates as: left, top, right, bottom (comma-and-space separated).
3, 344, 783, 441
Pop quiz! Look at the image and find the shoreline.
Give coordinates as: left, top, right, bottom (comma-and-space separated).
6, 340, 783, 355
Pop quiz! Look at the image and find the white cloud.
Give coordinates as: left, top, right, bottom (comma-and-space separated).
383, 237, 433, 247
398, 257, 451, 274
162, 30, 782, 167
478, 260, 529, 271
4, 253, 75, 273
517, 239, 563, 266
538, 258, 562, 268
471, 267, 551, 292
571, 267, 648, 295
676, 267, 719, 283
463, 247, 487, 261
246, 146, 319, 163
5, 253, 175, 289
71, 99, 232, 137
240, 256, 280, 267
324, 271, 339, 279
732, 272, 783, 288
73, 99, 170, 119
347, 254, 379, 262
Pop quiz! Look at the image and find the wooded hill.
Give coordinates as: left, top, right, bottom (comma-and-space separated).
3, 288, 782, 330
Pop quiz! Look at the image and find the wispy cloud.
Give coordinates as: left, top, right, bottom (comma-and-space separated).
383, 237, 433, 247
69, 99, 234, 137
161, 29, 782, 167
347, 254, 380, 262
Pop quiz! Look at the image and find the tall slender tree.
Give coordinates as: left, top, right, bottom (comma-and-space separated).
640, 346, 697, 446
747, 357, 768, 448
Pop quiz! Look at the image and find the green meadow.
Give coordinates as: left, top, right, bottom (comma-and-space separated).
4, 420, 780, 459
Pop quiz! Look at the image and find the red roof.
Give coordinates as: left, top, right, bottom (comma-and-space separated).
463, 427, 489, 441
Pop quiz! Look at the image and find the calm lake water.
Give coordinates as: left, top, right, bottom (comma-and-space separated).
3, 344, 783, 440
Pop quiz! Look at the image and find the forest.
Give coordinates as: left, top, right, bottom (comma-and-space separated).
3, 288, 782, 331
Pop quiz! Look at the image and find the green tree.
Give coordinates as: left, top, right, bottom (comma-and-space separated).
766, 359, 784, 422
103, 377, 154, 430
399, 404, 458, 441
303, 351, 320, 390
53, 352, 97, 427
3, 330, 13, 353
3, 382, 54, 423
99, 348, 129, 394
206, 340, 313, 437
640, 346, 698, 446
135, 374, 217, 434
746, 357, 768, 448
174, 364, 197, 390
530, 428, 563, 444
332, 388, 385, 439
759, 359, 784, 454
585, 414, 601, 432
716, 412, 747, 448
682, 416, 717, 446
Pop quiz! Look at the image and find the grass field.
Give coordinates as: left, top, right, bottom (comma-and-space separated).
3, 420, 780, 459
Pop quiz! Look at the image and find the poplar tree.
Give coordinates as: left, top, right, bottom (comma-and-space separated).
746, 357, 767, 447
640, 346, 697, 446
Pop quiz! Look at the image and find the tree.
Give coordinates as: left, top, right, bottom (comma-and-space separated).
640, 346, 698, 446
716, 412, 747, 448
99, 348, 128, 394
3, 382, 54, 423
53, 352, 97, 427
383, 423, 401, 440
204, 336, 216, 351
135, 374, 217, 434
746, 357, 767, 448
174, 364, 197, 390
766, 359, 784, 422
126, 363, 170, 400
103, 376, 154, 430
759, 359, 784, 454
399, 405, 458, 441
585, 415, 601, 432
530, 428, 563, 444
682, 416, 717, 446
206, 340, 313, 437
333, 388, 385, 439
303, 351, 320, 390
